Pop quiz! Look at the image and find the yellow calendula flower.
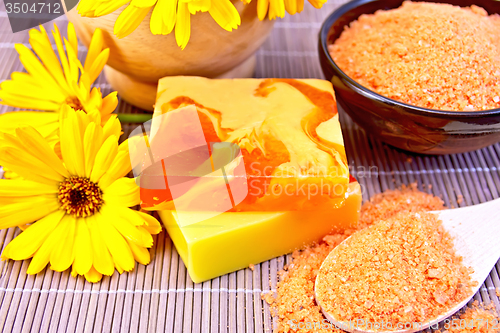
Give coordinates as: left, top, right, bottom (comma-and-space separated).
0, 23, 118, 135
257, 0, 325, 20
0, 106, 161, 282
78, 0, 241, 49
77, 0, 327, 48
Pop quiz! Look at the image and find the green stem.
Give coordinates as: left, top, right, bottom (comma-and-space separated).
117, 113, 153, 123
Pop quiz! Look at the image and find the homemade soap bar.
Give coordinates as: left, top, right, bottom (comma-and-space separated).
159, 182, 362, 283
149, 76, 350, 212
146, 76, 360, 282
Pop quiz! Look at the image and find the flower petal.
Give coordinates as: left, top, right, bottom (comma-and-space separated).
0, 195, 59, 229
26, 211, 68, 274
72, 218, 93, 275
96, 213, 135, 272
51, 24, 73, 94
67, 23, 79, 57
83, 122, 104, 177
90, 135, 119, 182
14, 126, 69, 178
0, 179, 58, 196
0, 77, 66, 103
102, 177, 140, 207
102, 116, 122, 140
60, 109, 86, 177
14, 44, 61, 91
28, 27, 69, 94
84, 266, 103, 283
92, 0, 130, 17
0, 111, 59, 138
63, 38, 80, 84
257, 0, 269, 20
0, 144, 63, 184
162, 0, 178, 32
87, 49, 110, 86
130, 0, 157, 7
83, 29, 110, 85
93, 0, 130, 16
307, 0, 325, 9
0, 90, 62, 110
100, 92, 119, 119
187, 0, 210, 14
284, 0, 297, 15
99, 144, 132, 189
114, 5, 152, 38
1, 210, 65, 260
268, 0, 285, 19
136, 210, 162, 234
49, 215, 76, 272
84, 28, 104, 68
150, 0, 173, 35
126, 239, 151, 265
175, 2, 191, 49
101, 205, 153, 247
88, 214, 115, 276
296, 0, 304, 12
208, 0, 240, 31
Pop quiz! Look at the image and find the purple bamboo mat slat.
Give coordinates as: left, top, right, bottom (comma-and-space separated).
0, 1, 499, 332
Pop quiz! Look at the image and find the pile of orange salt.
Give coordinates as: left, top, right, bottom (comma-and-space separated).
316, 211, 475, 329
273, 187, 498, 332
329, 1, 500, 111
438, 301, 500, 333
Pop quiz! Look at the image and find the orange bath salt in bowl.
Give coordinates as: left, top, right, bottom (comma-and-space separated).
329, 1, 500, 112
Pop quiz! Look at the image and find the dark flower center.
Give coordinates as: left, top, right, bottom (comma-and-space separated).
65, 96, 85, 112
58, 176, 103, 217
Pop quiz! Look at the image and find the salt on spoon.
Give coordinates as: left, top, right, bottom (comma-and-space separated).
315, 198, 500, 333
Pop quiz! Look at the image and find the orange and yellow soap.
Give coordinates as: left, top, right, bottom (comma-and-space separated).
147, 76, 362, 283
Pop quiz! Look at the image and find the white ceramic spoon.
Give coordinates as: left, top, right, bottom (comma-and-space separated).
315, 198, 500, 333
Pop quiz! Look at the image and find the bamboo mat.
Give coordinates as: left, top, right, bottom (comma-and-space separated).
0, 1, 500, 332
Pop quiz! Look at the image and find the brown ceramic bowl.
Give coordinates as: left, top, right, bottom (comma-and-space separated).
319, 0, 500, 155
